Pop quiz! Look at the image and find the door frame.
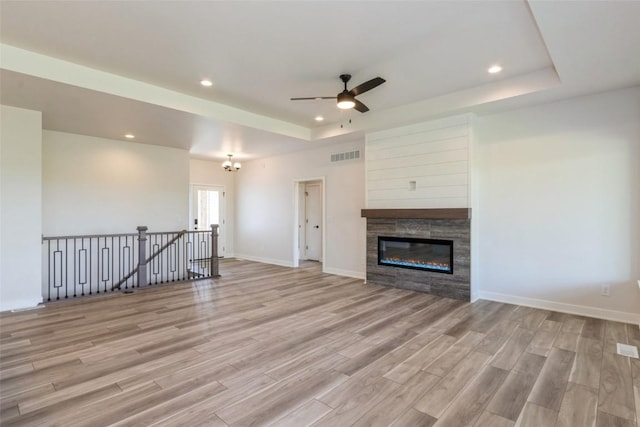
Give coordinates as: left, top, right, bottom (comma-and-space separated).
190, 184, 226, 257
293, 177, 325, 270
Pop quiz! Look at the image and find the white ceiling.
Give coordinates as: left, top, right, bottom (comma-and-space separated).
1, 0, 639, 161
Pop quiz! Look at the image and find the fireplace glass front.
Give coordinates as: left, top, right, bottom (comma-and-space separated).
378, 236, 453, 274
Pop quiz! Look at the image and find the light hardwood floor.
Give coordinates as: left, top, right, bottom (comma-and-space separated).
1, 259, 638, 426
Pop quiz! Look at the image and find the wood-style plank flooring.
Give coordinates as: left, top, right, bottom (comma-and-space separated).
1, 259, 638, 426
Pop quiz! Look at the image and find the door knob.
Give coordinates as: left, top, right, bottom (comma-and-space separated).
314, 225, 319, 229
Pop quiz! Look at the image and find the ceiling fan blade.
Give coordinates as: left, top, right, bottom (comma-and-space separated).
349, 77, 385, 96
353, 99, 369, 113
290, 96, 336, 101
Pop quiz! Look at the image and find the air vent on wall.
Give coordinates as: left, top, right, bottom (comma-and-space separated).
330, 150, 360, 163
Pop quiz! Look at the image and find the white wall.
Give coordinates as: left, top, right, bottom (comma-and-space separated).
474, 87, 640, 323
366, 115, 471, 209
189, 158, 236, 256
43, 131, 189, 235
0, 105, 43, 311
235, 140, 366, 278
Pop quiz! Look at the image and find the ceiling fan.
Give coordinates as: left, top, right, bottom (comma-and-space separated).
290, 74, 386, 113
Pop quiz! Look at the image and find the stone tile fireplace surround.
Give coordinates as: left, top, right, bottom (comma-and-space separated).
362, 209, 471, 301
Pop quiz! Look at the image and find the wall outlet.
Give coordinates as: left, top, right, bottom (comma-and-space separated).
601, 284, 610, 296
617, 343, 639, 358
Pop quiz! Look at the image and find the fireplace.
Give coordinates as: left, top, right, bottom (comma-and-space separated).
362, 209, 471, 301
378, 236, 453, 274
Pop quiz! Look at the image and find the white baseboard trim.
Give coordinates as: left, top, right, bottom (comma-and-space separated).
323, 267, 365, 280
233, 254, 294, 268
470, 290, 481, 303
1, 297, 44, 313
478, 290, 640, 325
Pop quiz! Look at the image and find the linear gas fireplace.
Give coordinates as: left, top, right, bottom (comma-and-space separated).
363, 211, 470, 301
378, 236, 453, 274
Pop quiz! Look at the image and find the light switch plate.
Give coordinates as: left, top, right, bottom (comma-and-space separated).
617, 343, 639, 358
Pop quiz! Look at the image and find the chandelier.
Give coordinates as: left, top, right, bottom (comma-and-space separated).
222, 154, 241, 172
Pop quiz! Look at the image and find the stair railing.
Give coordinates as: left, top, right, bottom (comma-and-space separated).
112, 228, 186, 290
42, 224, 219, 301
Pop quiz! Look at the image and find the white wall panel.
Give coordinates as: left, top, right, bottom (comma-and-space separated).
474, 87, 640, 323
368, 197, 469, 210
368, 173, 468, 190
0, 105, 43, 311
234, 139, 365, 278
367, 135, 468, 161
366, 115, 471, 209
366, 162, 468, 182
43, 131, 189, 235
367, 149, 468, 171
369, 185, 468, 201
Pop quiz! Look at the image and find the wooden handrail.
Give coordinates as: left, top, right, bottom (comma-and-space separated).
112, 230, 186, 290
42, 226, 219, 302
144, 229, 187, 265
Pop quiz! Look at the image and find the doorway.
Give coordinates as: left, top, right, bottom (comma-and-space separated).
294, 178, 325, 268
191, 185, 225, 257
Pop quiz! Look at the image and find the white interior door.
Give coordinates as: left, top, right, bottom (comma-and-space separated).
304, 183, 322, 261
297, 184, 306, 261
191, 185, 225, 256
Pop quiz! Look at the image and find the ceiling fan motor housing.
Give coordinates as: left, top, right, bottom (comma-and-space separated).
337, 91, 355, 103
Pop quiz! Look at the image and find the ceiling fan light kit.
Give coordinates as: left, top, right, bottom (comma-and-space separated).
337, 92, 356, 109
291, 74, 386, 113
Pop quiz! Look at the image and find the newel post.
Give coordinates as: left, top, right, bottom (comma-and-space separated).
211, 224, 220, 278
137, 226, 148, 287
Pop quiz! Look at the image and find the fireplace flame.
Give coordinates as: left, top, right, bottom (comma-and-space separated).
382, 256, 451, 271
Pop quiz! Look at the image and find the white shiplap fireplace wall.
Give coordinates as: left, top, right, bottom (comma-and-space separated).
364, 114, 475, 300
365, 114, 471, 209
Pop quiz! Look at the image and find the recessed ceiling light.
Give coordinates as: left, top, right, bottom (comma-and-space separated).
200, 79, 213, 87
488, 65, 503, 74
124, 134, 135, 139
315, 116, 324, 122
